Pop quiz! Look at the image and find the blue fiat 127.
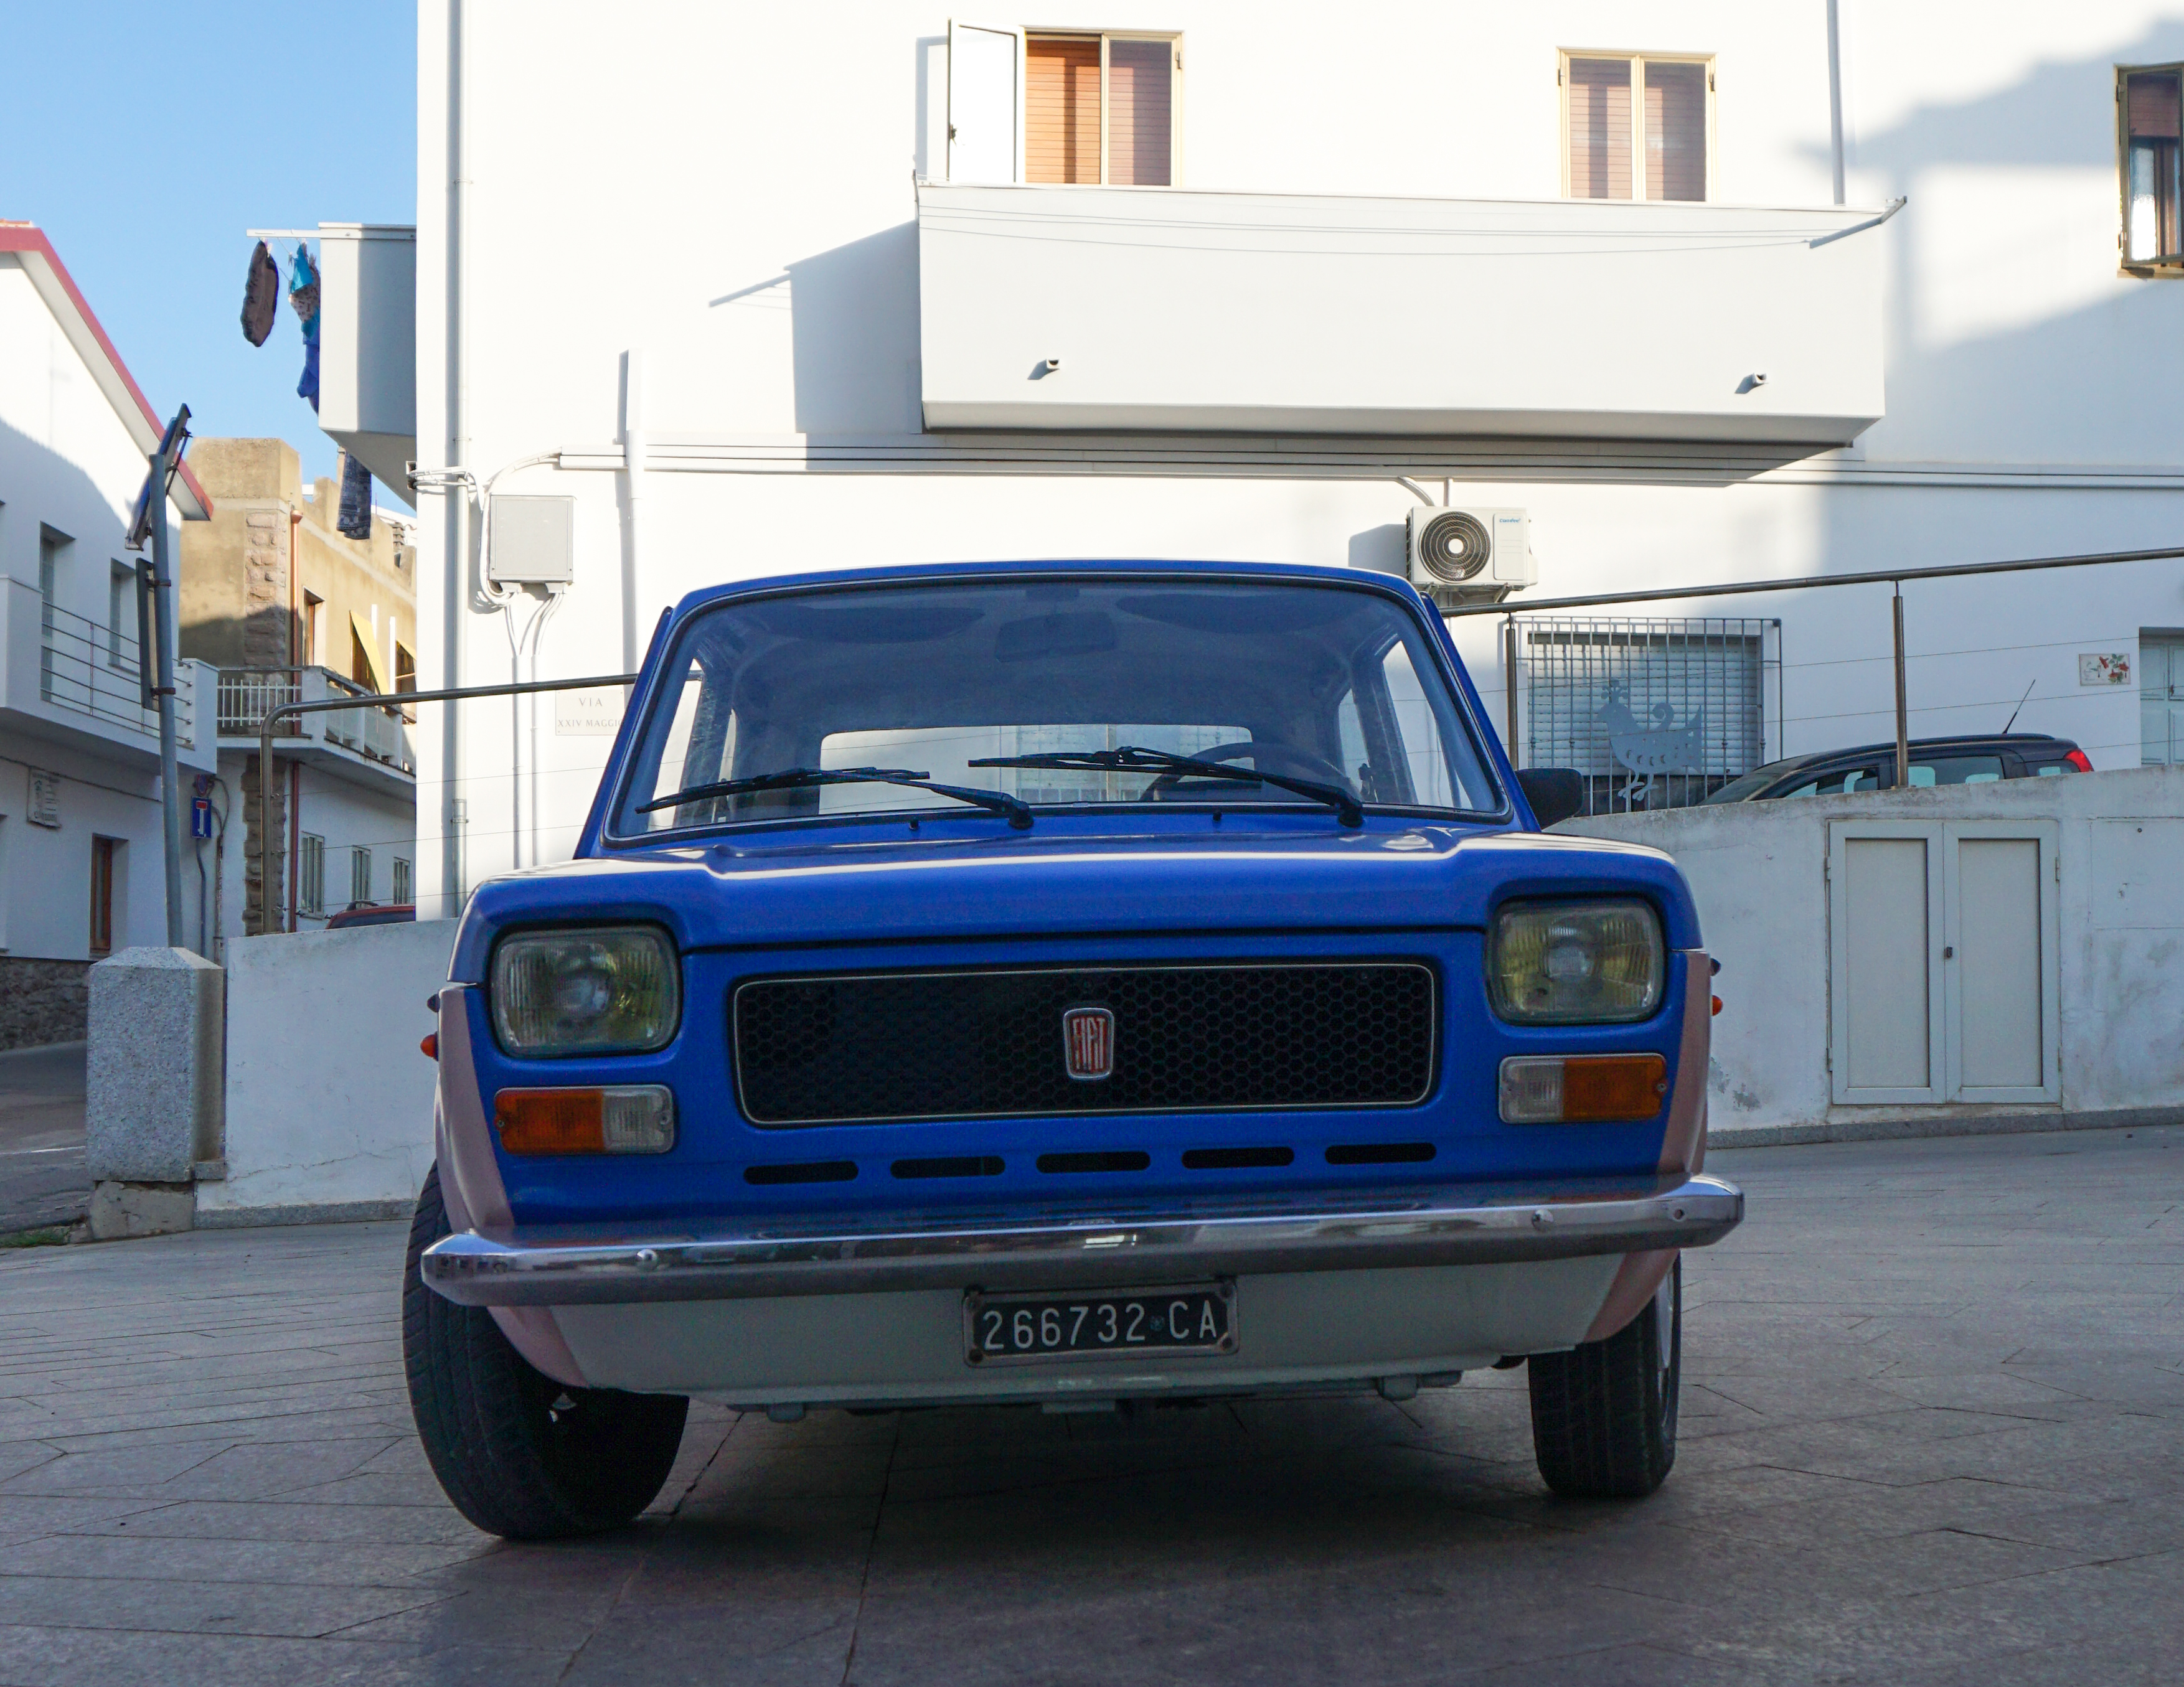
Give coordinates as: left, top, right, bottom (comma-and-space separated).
406, 559, 1741, 1538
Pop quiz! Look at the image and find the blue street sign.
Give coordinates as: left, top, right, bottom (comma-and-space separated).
191, 797, 214, 840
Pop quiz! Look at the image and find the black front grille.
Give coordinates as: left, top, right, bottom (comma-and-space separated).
733, 962, 1436, 1126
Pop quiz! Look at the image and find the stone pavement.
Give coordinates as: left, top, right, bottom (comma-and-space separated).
0, 1044, 87, 1237
0, 1125, 2178, 1686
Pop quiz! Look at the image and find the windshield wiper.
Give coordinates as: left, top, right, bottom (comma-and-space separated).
638, 766, 1033, 830
969, 746, 1362, 828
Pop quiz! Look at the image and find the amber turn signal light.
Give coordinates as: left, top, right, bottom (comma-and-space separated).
420, 1033, 439, 1060
1499, 1054, 1669, 1124
494, 1086, 676, 1155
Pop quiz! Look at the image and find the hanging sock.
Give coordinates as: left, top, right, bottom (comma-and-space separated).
240, 241, 280, 345
337, 452, 373, 540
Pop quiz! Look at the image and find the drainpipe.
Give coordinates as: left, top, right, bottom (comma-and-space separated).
441, 0, 469, 917
1826, 0, 1846, 205
622, 349, 646, 675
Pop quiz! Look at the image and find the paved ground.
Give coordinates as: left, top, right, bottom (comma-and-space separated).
0, 1045, 87, 1237
0, 1126, 2178, 1686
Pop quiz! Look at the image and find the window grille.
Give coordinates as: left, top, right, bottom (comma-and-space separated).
393, 857, 413, 905
298, 834, 325, 917
1522, 616, 1778, 815
350, 846, 373, 908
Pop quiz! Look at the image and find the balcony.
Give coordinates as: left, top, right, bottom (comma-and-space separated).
0, 578, 214, 774
216, 666, 416, 797
916, 185, 1887, 449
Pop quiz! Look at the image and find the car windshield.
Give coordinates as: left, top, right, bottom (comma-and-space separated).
611, 578, 1502, 836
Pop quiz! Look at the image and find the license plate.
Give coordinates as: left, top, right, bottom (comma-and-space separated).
964, 1282, 1236, 1366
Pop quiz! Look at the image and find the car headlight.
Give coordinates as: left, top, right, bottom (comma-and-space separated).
1489, 899, 1665, 1023
492, 926, 681, 1056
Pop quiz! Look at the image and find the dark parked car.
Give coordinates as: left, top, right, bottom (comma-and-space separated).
325, 903, 417, 929
1700, 734, 2090, 803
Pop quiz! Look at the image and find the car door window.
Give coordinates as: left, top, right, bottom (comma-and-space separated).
1777, 765, 1879, 797
1908, 754, 2005, 787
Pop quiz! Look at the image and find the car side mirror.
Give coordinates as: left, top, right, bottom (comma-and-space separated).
1516, 768, 1585, 829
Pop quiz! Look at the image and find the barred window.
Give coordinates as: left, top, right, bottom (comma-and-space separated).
350, 846, 373, 908
298, 834, 326, 917
392, 857, 413, 905
1522, 617, 1777, 815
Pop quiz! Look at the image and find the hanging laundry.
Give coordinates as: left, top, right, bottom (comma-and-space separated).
240, 241, 280, 346
289, 243, 321, 412
337, 452, 373, 540
286, 244, 319, 321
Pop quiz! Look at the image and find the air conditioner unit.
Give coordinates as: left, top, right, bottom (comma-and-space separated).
1406, 506, 1537, 605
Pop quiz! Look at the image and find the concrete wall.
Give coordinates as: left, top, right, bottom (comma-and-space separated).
201, 917, 453, 1224
1565, 765, 2184, 1142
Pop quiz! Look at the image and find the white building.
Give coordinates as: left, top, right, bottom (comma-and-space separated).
318, 2, 2184, 916
0, 223, 214, 1044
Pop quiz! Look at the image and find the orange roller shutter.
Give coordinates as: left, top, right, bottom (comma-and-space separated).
2129, 70, 2181, 138
1645, 62, 1706, 200
1568, 58, 1632, 199
1108, 40, 1173, 186
1027, 37, 1099, 183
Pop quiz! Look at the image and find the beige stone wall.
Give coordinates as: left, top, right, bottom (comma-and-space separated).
177, 439, 415, 685
177, 438, 303, 672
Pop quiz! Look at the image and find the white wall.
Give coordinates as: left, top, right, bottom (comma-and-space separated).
1566, 765, 2184, 1137
400, 1, 2184, 919
204, 917, 454, 1219
0, 262, 162, 631
0, 254, 205, 962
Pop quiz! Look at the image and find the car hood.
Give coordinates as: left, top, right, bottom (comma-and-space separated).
447, 821, 1700, 980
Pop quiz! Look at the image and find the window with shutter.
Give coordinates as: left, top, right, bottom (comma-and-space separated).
1564, 53, 1711, 202
1023, 32, 1179, 187
1027, 37, 1099, 182
1566, 59, 1632, 200
2120, 66, 2184, 266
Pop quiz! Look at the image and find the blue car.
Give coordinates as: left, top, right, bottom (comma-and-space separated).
406, 560, 1742, 1538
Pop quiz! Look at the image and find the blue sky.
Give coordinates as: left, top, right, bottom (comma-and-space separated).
2, 6, 418, 488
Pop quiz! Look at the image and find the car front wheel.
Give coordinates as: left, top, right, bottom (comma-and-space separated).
1526, 1255, 1680, 1498
402, 1163, 689, 1539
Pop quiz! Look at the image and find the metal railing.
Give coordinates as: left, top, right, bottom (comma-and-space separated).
219, 666, 417, 775
216, 669, 303, 736
1449, 538, 2184, 791
37, 601, 194, 746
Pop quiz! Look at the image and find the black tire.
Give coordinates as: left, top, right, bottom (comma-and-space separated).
402, 1163, 689, 1539
1527, 1256, 1680, 1499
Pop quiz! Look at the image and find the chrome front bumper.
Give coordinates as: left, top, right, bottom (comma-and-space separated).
420, 1174, 1742, 1307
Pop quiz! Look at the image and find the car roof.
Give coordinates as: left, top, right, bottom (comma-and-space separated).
1750, 733, 2074, 779
667, 558, 1428, 622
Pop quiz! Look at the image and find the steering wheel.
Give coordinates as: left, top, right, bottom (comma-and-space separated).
1144, 740, 1355, 799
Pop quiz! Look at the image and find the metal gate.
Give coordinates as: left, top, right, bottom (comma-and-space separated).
1521, 616, 1778, 814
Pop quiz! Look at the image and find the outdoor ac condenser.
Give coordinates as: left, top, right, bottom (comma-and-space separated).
1406, 506, 1537, 606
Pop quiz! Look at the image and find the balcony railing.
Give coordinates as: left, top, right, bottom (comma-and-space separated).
217, 666, 417, 776
38, 601, 195, 747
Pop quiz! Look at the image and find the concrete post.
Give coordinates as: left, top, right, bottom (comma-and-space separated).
85, 946, 225, 1239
